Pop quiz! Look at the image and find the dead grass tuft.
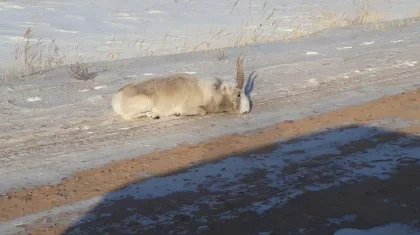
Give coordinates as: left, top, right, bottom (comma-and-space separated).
312, 2, 387, 33
67, 62, 97, 81
3, 1, 417, 79
214, 49, 228, 61
4, 28, 65, 80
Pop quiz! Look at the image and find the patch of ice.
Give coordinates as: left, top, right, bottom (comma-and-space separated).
146, 10, 164, 14
219, 213, 237, 220
143, 73, 154, 76
56, 29, 79, 34
393, 60, 418, 68
336, 46, 353, 50
281, 28, 295, 32
78, 89, 90, 92
3, 35, 24, 41
307, 78, 319, 85
360, 41, 375, 45
93, 85, 107, 90
334, 222, 420, 235
397, 60, 418, 67
306, 51, 318, 55
89, 94, 104, 100
115, 12, 130, 17
390, 40, 404, 43
297, 228, 309, 234
258, 232, 273, 235
184, 71, 197, 74
404, 61, 416, 67
27, 97, 42, 102
121, 204, 199, 230
250, 190, 303, 214
327, 214, 357, 226
64, 14, 85, 21
0, 2, 24, 10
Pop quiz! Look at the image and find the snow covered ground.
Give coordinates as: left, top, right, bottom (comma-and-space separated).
0, 19, 419, 194
1, 0, 419, 68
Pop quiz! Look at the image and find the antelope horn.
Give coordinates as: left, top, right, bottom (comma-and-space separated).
236, 56, 244, 89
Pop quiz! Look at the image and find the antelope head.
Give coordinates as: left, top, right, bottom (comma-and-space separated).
207, 55, 251, 114
236, 56, 251, 114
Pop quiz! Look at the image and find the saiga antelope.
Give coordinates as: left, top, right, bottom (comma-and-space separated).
112, 56, 251, 120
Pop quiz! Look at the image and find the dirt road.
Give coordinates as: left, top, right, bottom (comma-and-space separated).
2, 19, 420, 194
1, 87, 419, 235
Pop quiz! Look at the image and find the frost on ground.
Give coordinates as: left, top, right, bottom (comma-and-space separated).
0, 0, 420, 66
0, 19, 420, 194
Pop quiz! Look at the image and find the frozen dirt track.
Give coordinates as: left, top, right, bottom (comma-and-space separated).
1, 19, 420, 192
0, 20, 420, 234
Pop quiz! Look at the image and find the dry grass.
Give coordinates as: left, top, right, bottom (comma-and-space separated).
214, 48, 228, 61
3, 28, 65, 80
211, 0, 417, 46
2, 28, 108, 81
311, 3, 387, 33
67, 62, 96, 81
98, 1, 419, 56
179, 0, 394, 51
3, 1, 417, 81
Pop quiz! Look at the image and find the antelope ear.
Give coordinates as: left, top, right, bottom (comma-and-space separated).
212, 78, 222, 90
221, 83, 229, 91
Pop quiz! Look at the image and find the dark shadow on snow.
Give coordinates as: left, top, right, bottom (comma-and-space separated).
62, 122, 420, 235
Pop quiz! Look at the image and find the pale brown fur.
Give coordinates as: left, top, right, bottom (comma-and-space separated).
112, 56, 250, 120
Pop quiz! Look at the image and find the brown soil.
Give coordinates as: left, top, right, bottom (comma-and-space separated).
2, 88, 420, 235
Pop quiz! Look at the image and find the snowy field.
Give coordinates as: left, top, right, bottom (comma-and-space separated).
1, 0, 419, 70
